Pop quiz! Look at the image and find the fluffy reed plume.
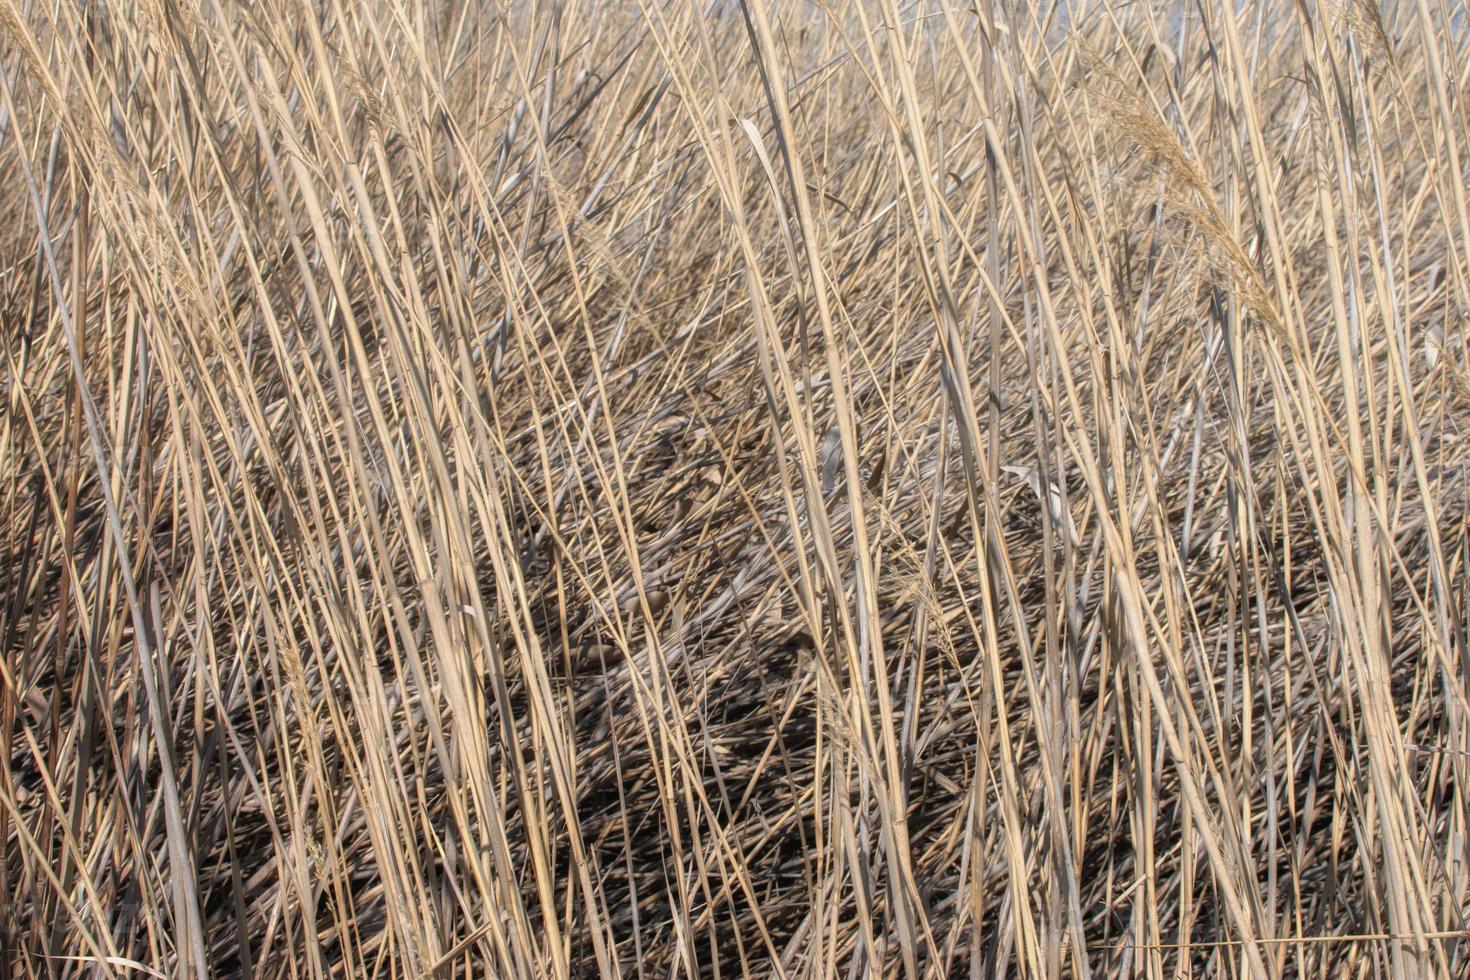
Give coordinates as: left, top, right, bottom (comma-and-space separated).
3, 1, 1469, 976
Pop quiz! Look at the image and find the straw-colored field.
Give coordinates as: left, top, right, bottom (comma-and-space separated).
3, 1, 1469, 976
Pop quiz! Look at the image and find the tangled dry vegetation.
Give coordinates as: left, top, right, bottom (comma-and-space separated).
3, 0, 1470, 976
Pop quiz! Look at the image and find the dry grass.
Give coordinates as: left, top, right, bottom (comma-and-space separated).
3, 0, 1470, 976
